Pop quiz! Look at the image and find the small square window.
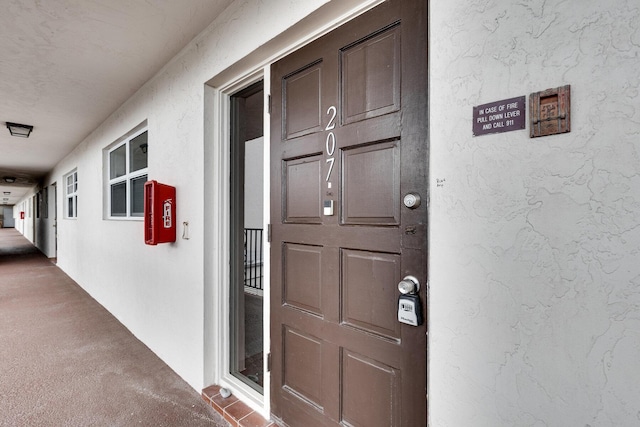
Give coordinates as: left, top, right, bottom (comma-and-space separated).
106, 128, 148, 219
130, 175, 147, 217
129, 132, 148, 173
110, 145, 127, 179
64, 170, 78, 218
110, 182, 127, 217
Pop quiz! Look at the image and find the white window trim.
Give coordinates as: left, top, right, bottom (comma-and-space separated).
106, 127, 148, 220
64, 169, 78, 219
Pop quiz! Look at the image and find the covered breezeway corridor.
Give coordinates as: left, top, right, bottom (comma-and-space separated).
0, 228, 227, 426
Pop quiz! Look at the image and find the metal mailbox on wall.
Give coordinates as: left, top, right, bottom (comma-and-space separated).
144, 180, 176, 245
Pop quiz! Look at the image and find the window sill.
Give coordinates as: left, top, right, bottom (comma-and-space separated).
105, 216, 144, 221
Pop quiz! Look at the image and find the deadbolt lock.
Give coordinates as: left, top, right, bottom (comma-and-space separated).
403, 193, 421, 209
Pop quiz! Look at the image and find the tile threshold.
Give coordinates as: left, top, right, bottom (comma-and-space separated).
202, 385, 274, 427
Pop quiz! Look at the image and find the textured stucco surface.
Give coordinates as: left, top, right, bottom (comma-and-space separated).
430, 0, 640, 425
19, 0, 387, 397
36, 0, 331, 392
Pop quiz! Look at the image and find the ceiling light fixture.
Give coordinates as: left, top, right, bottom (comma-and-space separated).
3, 191, 10, 195
6, 122, 33, 138
3, 176, 16, 183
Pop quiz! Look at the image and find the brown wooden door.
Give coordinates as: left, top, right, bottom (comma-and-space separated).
270, 1, 427, 425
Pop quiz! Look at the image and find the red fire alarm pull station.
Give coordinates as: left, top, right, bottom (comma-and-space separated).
144, 180, 176, 245
20, 211, 25, 220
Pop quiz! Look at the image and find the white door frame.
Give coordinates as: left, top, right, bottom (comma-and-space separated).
206, 67, 271, 417
203, 0, 386, 419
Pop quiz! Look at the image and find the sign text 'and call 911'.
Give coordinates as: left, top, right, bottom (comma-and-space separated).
473, 96, 526, 136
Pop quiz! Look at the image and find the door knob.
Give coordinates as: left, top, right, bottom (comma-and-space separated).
398, 275, 420, 295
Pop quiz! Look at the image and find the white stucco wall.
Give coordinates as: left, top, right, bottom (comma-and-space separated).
41, 0, 334, 392
16, 0, 384, 395
12, 0, 640, 423
430, 0, 640, 425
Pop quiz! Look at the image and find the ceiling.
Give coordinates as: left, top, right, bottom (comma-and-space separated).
0, 0, 233, 207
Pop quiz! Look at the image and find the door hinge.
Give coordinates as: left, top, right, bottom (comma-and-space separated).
267, 224, 272, 243
267, 352, 272, 372
268, 94, 272, 115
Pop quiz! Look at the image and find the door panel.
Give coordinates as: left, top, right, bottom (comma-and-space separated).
283, 243, 323, 315
271, 0, 427, 425
342, 141, 400, 225
342, 23, 401, 124
284, 62, 323, 139
283, 326, 324, 406
284, 156, 323, 223
341, 249, 401, 340
342, 349, 400, 426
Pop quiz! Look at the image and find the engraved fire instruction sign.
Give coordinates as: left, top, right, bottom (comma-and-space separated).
473, 96, 526, 136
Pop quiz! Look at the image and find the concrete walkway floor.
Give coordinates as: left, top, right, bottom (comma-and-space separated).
0, 228, 227, 427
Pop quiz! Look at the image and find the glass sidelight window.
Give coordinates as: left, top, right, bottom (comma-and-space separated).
107, 128, 148, 218
229, 81, 265, 392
